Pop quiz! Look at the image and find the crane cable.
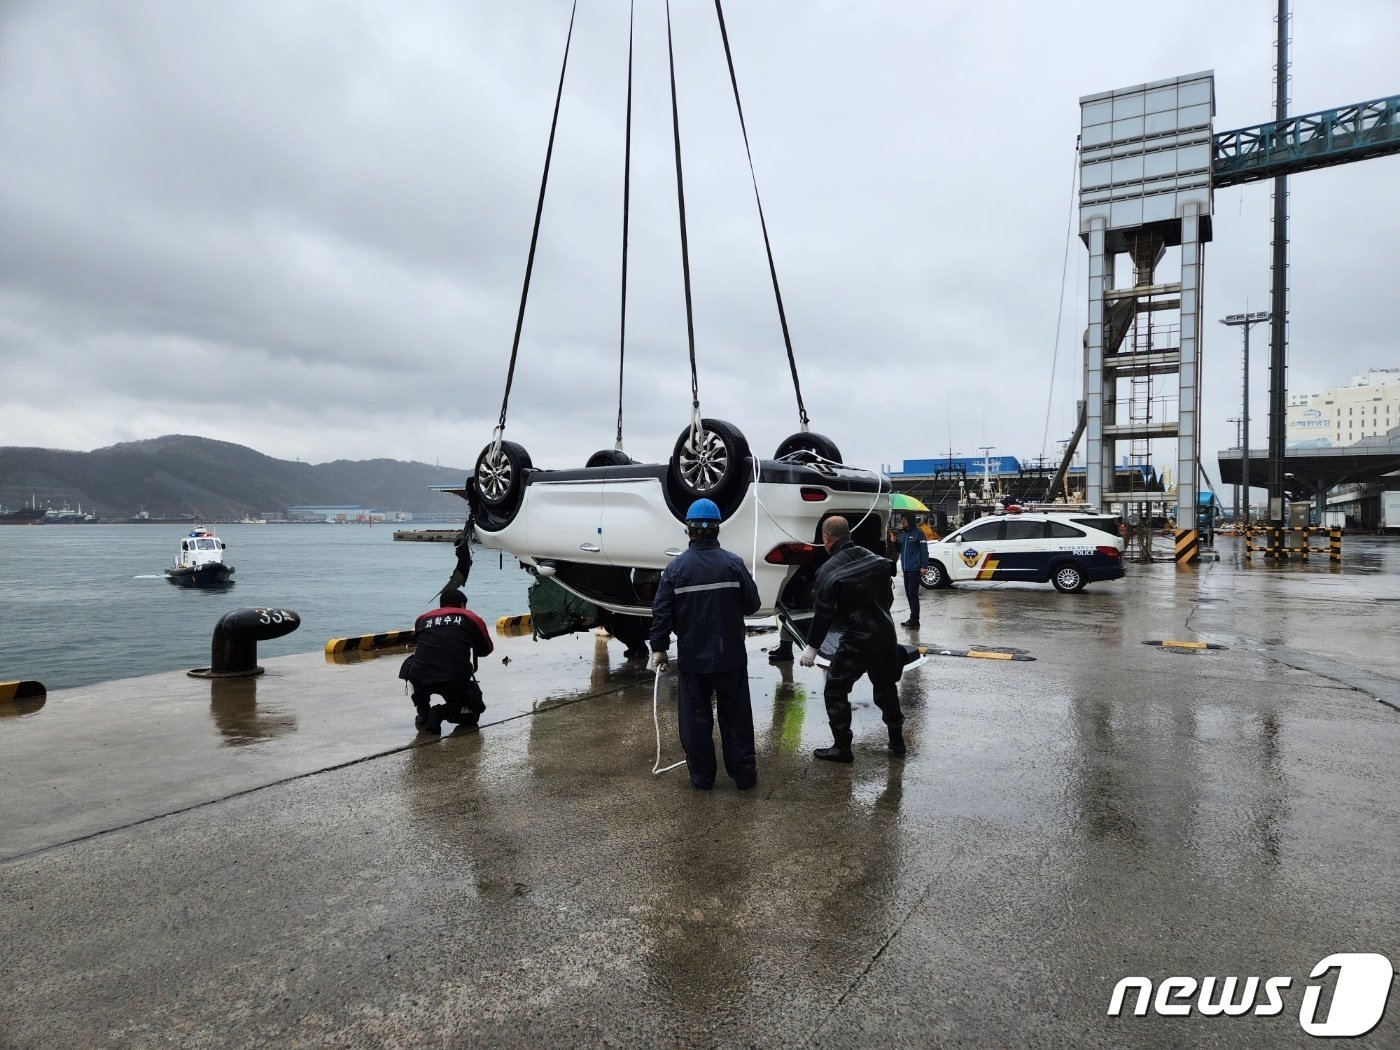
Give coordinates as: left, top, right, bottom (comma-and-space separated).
614, 0, 635, 451
1039, 138, 1081, 463
665, 0, 702, 435
493, 0, 579, 451
713, 0, 809, 431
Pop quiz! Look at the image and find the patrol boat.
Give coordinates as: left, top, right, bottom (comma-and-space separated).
165, 526, 235, 587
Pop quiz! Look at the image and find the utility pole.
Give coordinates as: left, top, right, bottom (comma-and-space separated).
1267, 0, 1291, 536
1220, 311, 1269, 528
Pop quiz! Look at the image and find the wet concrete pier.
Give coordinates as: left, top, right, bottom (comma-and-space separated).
2, 538, 1398, 1048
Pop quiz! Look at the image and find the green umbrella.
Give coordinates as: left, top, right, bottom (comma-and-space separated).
889, 492, 929, 512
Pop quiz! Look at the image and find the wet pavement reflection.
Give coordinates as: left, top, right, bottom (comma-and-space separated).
1, 544, 1398, 1046
208, 675, 298, 746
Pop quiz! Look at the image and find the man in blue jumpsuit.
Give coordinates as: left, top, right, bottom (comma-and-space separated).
649, 499, 762, 790
800, 516, 906, 762
897, 514, 928, 628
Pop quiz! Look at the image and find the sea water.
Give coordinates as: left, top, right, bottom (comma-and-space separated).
0, 524, 532, 690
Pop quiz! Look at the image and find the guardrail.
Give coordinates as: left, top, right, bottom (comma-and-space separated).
1243, 525, 1342, 563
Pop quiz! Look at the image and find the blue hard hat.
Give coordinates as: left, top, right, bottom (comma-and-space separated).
685, 498, 722, 523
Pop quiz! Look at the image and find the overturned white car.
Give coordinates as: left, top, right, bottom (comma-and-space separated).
450, 421, 891, 649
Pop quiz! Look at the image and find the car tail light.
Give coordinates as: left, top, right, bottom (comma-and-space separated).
1096, 545, 1121, 559
800, 488, 827, 502
765, 542, 817, 565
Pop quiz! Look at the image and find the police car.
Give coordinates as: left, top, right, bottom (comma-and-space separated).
920, 506, 1124, 592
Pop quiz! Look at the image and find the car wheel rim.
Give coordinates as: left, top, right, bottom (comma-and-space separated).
679, 428, 728, 492
477, 449, 512, 503
1057, 568, 1078, 588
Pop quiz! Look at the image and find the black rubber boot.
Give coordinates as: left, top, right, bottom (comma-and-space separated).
813, 744, 854, 763
767, 644, 793, 664
888, 726, 907, 756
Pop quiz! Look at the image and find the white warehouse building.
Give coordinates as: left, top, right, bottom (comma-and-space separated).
1286, 368, 1400, 448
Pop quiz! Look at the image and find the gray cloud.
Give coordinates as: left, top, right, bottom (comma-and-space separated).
2, 0, 1397, 493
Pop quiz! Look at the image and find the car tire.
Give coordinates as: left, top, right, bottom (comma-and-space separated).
669, 418, 749, 503
1050, 561, 1087, 593
920, 561, 951, 589
473, 440, 532, 528
585, 449, 635, 467
774, 431, 842, 464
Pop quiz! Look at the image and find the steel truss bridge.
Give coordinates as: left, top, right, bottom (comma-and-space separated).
1214, 93, 1400, 186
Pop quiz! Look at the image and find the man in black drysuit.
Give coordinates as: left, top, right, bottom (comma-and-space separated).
649, 498, 762, 790
400, 587, 494, 734
799, 515, 906, 762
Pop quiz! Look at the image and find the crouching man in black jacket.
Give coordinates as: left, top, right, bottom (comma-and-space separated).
400, 587, 494, 734
800, 516, 906, 762
649, 498, 762, 790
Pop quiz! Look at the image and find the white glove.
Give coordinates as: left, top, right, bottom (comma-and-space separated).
650, 651, 669, 671
799, 645, 818, 668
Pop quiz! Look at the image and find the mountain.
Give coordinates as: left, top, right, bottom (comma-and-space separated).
0, 435, 474, 519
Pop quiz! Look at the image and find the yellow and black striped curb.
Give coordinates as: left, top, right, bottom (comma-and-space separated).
1143, 640, 1227, 651
1244, 525, 1343, 562
324, 629, 416, 655
1174, 528, 1200, 566
496, 613, 533, 635
1, 680, 46, 702
917, 645, 1036, 662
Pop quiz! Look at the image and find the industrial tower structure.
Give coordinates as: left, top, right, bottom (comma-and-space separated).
1076, 58, 1400, 552
1078, 72, 1214, 528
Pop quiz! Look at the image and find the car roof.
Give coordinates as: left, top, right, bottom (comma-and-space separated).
950, 510, 1117, 529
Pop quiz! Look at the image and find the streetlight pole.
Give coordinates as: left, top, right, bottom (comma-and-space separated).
1227, 417, 1242, 520
1220, 311, 1270, 529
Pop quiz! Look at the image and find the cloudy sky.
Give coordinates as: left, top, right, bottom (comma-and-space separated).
2, 1, 1396, 484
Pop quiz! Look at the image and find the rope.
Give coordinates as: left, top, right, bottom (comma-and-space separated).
614, 0, 635, 450
665, 0, 700, 416
713, 0, 808, 429
652, 667, 686, 774
760, 451, 885, 544
496, 0, 579, 433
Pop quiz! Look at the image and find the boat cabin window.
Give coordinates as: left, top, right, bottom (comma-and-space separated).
196, 538, 218, 550
182, 541, 191, 550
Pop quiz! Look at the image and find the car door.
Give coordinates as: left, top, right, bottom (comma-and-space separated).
599, 474, 674, 572
524, 478, 607, 565
945, 520, 1004, 581
993, 517, 1050, 579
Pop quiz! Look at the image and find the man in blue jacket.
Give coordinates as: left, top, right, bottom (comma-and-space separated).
897, 514, 928, 629
649, 498, 762, 790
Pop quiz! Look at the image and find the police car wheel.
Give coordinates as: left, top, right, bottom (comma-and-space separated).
1051, 562, 1086, 593
919, 561, 950, 589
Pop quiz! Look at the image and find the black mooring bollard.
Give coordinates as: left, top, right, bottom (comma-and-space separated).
188, 607, 301, 678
